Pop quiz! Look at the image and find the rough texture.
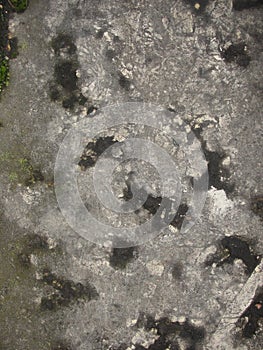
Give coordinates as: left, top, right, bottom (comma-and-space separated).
0, 1, 262, 349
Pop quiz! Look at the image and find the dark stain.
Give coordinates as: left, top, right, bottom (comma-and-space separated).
17, 252, 31, 267
9, 37, 19, 59
54, 60, 78, 92
204, 149, 234, 193
16, 234, 49, 267
251, 195, 263, 220
206, 236, 260, 275
78, 93, 88, 106
119, 72, 131, 91
106, 48, 116, 60
233, 0, 263, 11
170, 203, 189, 230
62, 95, 78, 109
109, 246, 138, 269
51, 33, 77, 56
27, 233, 49, 250
49, 84, 61, 101
143, 194, 162, 215
239, 286, 263, 338
134, 314, 205, 350
220, 43, 251, 68
95, 28, 106, 39
41, 268, 99, 310
78, 136, 118, 170
190, 123, 234, 194
87, 105, 98, 115
171, 262, 184, 280
49, 33, 88, 110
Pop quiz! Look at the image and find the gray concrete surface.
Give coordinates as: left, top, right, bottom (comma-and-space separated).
0, 0, 262, 349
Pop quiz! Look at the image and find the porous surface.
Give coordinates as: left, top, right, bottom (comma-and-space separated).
0, 1, 262, 349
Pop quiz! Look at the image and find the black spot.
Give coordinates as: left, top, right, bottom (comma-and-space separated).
143, 194, 162, 215
78, 136, 118, 170
204, 149, 234, 193
239, 286, 263, 338
62, 95, 78, 109
27, 234, 49, 250
109, 247, 138, 269
49, 84, 61, 101
156, 317, 180, 336
17, 252, 31, 267
54, 60, 78, 91
148, 336, 170, 350
171, 262, 184, 280
78, 156, 96, 169
136, 312, 156, 331
51, 33, 77, 56
95, 28, 106, 39
207, 236, 260, 275
78, 93, 88, 106
133, 315, 205, 350
190, 123, 234, 194
9, 37, 19, 59
220, 43, 251, 68
170, 203, 189, 230
87, 105, 98, 115
106, 48, 116, 60
233, 0, 263, 11
220, 236, 259, 274
251, 196, 263, 220
41, 269, 98, 310
119, 72, 131, 91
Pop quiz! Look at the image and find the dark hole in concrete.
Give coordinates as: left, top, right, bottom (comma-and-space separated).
220, 236, 259, 274
143, 194, 162, 215
17, 252, 31, 267
27, 233, 49, 250
170, 203, 189, 230
109, 246, 138, 269
233, 0, 263, 11
251, 195, 263, 220
54, 60, 78, 91
62, 95, 78, 109
51, 33, 77, 56
9, 37, 19, 59
49, 84, 61, 101
206, 236, 260, 275
87, 105, 98, 115
171, 262, 184, 280
106, 48, 116, 60
190, 123, 234, 194
134, 314, 205, 349
240, 286, 263, 337
220, 43, 251, 68
78, 93, 88, 106
79, 136, 118, 170
95, 28, 106, 39
41, 269, 98, 310
119, 72, 131, 91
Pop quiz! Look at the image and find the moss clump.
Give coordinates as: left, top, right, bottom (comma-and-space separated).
0, 57, 9, 92
8, 0, 28, 12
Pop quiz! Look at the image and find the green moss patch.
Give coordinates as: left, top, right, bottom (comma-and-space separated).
0, 57, 9, 92
8, 0, 28, 12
